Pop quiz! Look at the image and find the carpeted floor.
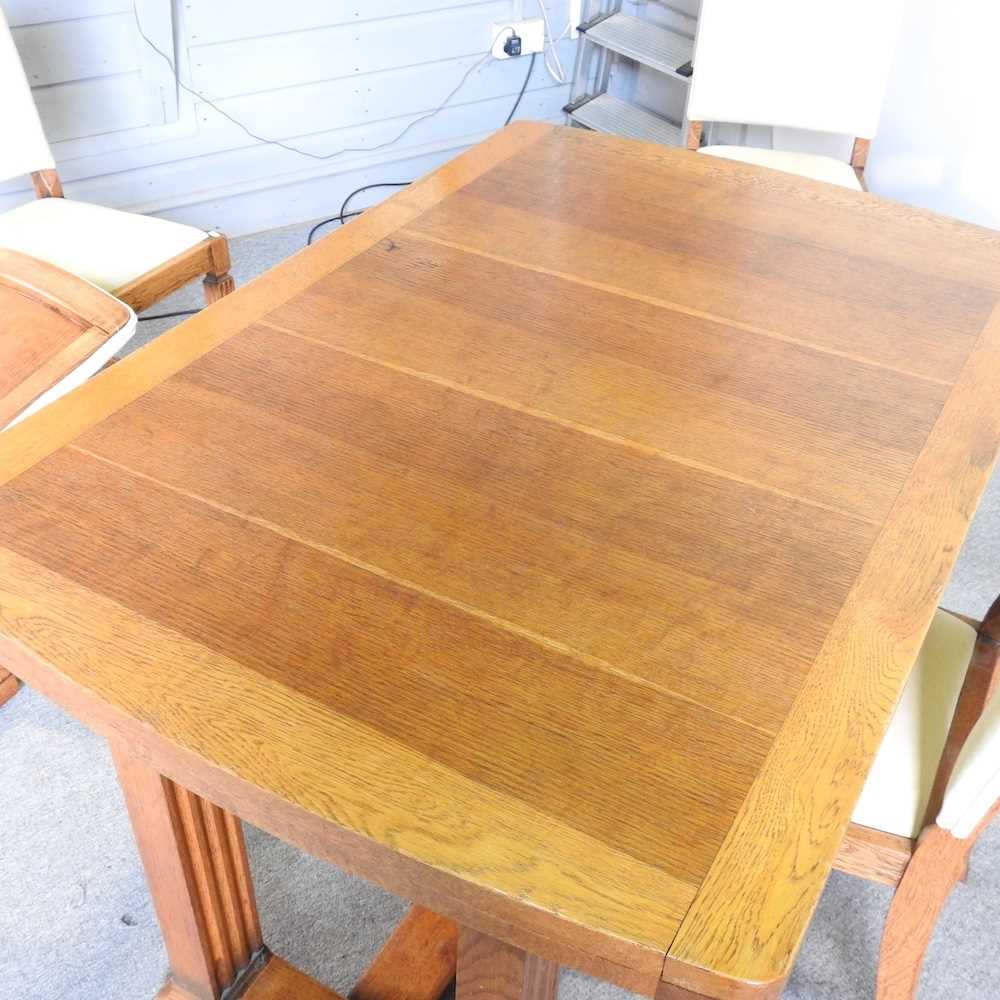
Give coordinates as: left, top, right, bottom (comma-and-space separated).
2, 220, 999, 1000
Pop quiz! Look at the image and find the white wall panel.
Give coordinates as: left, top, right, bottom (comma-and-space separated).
3, 0, 574, 235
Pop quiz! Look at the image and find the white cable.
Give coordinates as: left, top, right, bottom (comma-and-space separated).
536, 0, 569, 84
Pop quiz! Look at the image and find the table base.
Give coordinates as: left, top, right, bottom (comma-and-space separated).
113, 742, 558, 1000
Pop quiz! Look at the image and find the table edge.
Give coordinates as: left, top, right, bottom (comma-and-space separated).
664, 301, 1000, 991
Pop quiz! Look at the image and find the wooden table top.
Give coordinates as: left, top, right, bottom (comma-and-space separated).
3, 123, 1000, 998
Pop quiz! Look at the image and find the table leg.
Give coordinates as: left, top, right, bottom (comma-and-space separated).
455, 927, 559, 1000
0, 666, 19, 707
111, 744, 339, 1000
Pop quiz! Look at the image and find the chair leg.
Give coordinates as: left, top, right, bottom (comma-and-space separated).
202, 233, 236, 305
876, 824, 977, 999
0, 666, 19, 707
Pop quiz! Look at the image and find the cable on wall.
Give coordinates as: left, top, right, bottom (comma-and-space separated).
133, 6, 537, 164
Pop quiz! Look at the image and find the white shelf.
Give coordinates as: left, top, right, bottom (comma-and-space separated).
568, 94, 682, 146
584, 13, 694, 81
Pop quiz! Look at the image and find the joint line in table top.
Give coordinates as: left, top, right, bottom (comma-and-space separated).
401, 230, 956, 390
66, 443, 777, 740
258, 319, 881, 528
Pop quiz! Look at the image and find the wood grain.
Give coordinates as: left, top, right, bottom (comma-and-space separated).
877, 806, 1000, 1000
0, 122, 552, 488
241, 956, 345, 1000
456, 928, 558, 1000
3, 124, 1000, 999
667, 305, 1000, 992
350, 906, 457, 1000
0, 250, 131, 428
30, 168, 63, 198
115, 240, 216, 315
113, 745, 263, 998
833, 823, 913, 887
0, 666, 17, 706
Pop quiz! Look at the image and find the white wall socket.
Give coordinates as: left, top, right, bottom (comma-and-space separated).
490, 18, 545, 59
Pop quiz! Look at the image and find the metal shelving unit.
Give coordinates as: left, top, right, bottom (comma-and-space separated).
565, 2, 695, 146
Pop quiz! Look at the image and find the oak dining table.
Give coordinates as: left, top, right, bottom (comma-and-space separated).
3, 122, 1000, 1000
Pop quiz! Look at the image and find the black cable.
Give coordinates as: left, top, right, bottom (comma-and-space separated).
505, 51, 537, 126
306, 209, 364, 246
138, 308, 201, 322
339, 182, 412, 227
306, 54, 537, 247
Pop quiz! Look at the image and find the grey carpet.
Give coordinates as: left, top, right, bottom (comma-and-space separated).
2, 220, 999, 1000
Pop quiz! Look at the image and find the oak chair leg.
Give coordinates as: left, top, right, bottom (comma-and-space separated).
456, 927, 559, 1000
0, 665, 19, 706
876, 815, 997, 1000
202, 233, 236, 305
111, 744, 338, 1000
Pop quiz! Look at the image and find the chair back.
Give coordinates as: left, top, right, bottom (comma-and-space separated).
687, 0, 906, 139
0, 7, 55, 182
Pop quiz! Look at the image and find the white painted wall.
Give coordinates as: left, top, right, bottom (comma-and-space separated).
0, 0, 574, 235
868, 0, 1000, 230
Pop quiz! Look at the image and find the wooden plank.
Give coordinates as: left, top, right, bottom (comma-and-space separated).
0, 122, 553, 485
350, 906, 457, 1000
242, 956, 345, 1000
832, 823, 913, 886
186, 0, 515, 46
32, 74, 149, 142
3, 1, 128, 25
666, 303, 1000, 993
0, 444, 765, 891
456, 928, 558, 1000
267, 234, 946, 521
189, 2, 512, 97
0, 250, 131, 428
11, 15, 140, 86
70, 323, 874, 733
0, 544, 679, 985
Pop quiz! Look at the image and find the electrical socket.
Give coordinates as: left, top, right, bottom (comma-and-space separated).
490, 18, 545, 59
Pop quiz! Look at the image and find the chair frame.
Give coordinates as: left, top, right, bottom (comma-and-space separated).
831, 594, 1000, 998
685, 122, 871, 191
27, 167, 236, 308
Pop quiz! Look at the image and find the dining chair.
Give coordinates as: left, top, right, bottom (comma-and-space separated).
0, 248, 137, 707
832, 595, 1000, 998
684, 0, 906, 190
0, 8, 235, 311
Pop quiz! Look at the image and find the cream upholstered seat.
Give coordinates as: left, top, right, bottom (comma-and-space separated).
852, 610, 978, 838
698, 145, 863, 191
0, 196, 208, 293
0, 7, 234, 310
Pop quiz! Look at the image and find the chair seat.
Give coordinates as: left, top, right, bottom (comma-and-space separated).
0, 197, 209, 292
698, 145, 864, 191
852, 610, 978, 839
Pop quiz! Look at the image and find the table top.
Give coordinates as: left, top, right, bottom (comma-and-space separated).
3, 122, 1000, 997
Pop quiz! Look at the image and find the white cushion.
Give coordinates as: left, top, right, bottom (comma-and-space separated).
852, 610, 977, 839
938, 676, 1000, 839
0, 197, 209, 292
699, 146, 864, 191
